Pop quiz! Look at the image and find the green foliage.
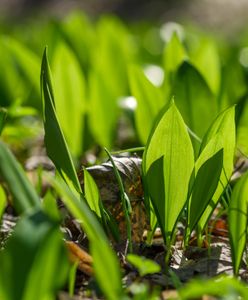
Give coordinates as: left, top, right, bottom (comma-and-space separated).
197, 106, 236, 232
49, 176, 124, 300
163, 32, 187, 84
172, 61, 217, 153
128, 64, 165, 144
40, 47, 81, 191
189, 38, 221, 95
127, 254, 161, 277
179, 275, 248, 299
143, 101, 194, 246
83, 168, 101, 218
0, 209, 69, 300
229, 171, 248, 275
186, 149, 223, 241
0, 141, 40, 214
52, 42, 86, 158
0, 185, 6, 220
0, 108, 7, 135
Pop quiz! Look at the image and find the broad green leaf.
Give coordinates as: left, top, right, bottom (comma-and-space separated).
127, 254, 161, 277
229, 171, 248, 275
0, 209, 69, 300
88, 70, 119, 148
187, 149, 223, 236
163, 32, 187, 83
190, 38, 221, 95
0, 108, 7, 135
237, 96, 248, 156
128, 64, 165, 144
40, 47, 81, 192
2, 37, 40, 107
0, 141, 40, 214
172, 61, 217, 152
49, 175, 124, 300
84, 168, 101, 218
198, 106, 236, 231
143, 102, 194, 245
53, 42, 85, 157
60, 11, 94, 70
94, 16, 132, 97
0, 185, 6, 220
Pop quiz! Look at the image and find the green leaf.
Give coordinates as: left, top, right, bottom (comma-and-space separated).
197, 106, 236, 231
40, 47, 81, 192
187, 149, 223, 236
172, 61, 217, 152
52, 42, 86, 157
143, 102, 194, 245
88, 69, 119, 148
229, 171, 248, 275
126, 254, 161, 277
0, 108, 7, 135
163, 32, 187, 83
0, 185, 7, 220
0, 141, 40, 214
179, 275, 248, 299
128, 64, 165, 144
2, 37, 40, 107
0, 209, 69, 300
84, 168, 101, 218
49, 175, 124, 300
59, 11, 94, 70
190, 38, 221, 95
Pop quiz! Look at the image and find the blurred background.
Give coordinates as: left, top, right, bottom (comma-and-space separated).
1, 0, 248, 162
1, 0, 248, 36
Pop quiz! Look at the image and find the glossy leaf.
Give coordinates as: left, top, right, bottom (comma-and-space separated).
229, 171, 248, 275
143, 102, 194, 245
40, 47, 81, 192
60, 11, 94, 70
187, 149, 223, 235
198, 106, 236, 231
84, 168, 101, 218
88, 69, 119, 148
172, 61, 217, 152
0, 141, 40, 214
53, 42, 86, 157
0, 209, 69, 300
190, 38, 221, 95
128, 64, 165, 144
163, 32, 187, 82
2, 37, 40, 107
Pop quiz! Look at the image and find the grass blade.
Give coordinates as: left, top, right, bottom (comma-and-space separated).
48, 175, 124, 300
